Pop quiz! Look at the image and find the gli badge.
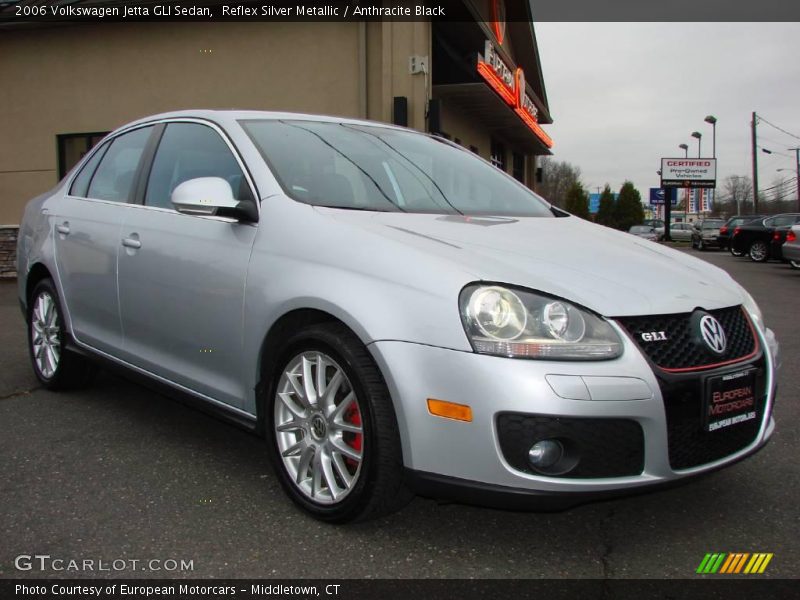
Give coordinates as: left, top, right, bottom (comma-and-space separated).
693, 312, 727, 355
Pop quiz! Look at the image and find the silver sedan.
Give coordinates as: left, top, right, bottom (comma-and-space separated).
17, 111, 779, 522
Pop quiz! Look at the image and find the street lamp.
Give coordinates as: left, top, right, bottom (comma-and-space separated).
704, 115, 717, 158
679, 143, 689, 158
784, 148, 800, 211
691, 131, 702, 157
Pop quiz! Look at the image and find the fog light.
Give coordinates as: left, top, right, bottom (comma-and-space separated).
528, 439, 563, 469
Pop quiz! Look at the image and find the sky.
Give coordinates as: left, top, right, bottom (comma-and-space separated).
534, 23, 800, 202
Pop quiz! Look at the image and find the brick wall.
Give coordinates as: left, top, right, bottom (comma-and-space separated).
0, 226, 19, 279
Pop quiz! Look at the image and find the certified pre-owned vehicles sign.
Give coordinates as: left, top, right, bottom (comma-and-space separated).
660, 158, 717, 188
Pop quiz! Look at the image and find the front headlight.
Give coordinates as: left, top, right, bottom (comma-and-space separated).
459, 284, 623, 360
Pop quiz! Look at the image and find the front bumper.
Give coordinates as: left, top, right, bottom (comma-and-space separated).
368, 323, 778, 505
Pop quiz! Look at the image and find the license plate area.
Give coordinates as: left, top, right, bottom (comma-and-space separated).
704, 369, 758, 432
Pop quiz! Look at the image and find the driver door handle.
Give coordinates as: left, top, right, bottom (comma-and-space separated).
56, 223, 70, 235
122, 236, 141, 249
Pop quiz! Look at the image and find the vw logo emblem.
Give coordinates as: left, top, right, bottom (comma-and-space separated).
699, 315, 727, 354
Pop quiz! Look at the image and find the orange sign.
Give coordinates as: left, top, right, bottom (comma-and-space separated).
477, 40, 553, 148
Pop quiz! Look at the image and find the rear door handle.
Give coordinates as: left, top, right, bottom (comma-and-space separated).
56, 222, 70, 235
122, 236, 141, 249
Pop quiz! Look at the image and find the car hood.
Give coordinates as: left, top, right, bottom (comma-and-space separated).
318, 209, 745, 317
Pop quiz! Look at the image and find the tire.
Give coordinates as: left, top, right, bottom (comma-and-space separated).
264, 322, 411, 522
789, 259, 800, 270
730, 245, 744, 257
27, 278, 95, 390
749, 241, 769, 262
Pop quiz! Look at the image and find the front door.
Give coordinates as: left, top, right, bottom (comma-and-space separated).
116, 122, 259, 408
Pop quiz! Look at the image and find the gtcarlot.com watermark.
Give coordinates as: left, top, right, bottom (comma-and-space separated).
14, 554, 194, 573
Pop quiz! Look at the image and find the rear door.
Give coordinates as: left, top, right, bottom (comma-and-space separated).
116, 121, 259, 408
53, 125, 155, 353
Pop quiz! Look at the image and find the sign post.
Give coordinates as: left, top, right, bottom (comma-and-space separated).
660, 158, 717, 241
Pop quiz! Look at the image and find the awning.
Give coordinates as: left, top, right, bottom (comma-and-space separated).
433, 83, 553, 155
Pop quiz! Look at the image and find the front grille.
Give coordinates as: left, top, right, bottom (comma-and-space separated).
616, 306, 756, 371
659, 356, 768, 470
496, 413, 644, 478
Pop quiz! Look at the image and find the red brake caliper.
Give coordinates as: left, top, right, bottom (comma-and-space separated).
343, 403, 362, 469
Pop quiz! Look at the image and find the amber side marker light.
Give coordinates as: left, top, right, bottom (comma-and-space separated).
427, 399, 473, 422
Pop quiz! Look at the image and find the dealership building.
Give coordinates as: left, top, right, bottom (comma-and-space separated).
0, 0, 553, 278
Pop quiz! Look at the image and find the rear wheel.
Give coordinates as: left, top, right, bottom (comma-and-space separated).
265, 323, 411, 522
730, 245, 744, 257
749, 241, 769, 262
27, 279, 95, 389
789, 259, 800, 270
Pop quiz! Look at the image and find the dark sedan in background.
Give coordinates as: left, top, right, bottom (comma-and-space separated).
731, 214, 800, 262
691, 218, 725, 250
718, 215, 764, 255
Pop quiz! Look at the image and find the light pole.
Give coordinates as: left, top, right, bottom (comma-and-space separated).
679, 143, 688, 158
789, 148, 800, 212
704, 115, 717, 158
703, 116, 717, 218
691, 131, 702, 157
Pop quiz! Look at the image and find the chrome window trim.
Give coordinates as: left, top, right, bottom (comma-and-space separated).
65, 118, 261, 217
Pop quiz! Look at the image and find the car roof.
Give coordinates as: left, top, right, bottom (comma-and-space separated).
119, 109, 410, 135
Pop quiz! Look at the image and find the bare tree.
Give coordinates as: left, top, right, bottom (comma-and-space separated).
716, 175, 754, 216
538, 158, 582, 208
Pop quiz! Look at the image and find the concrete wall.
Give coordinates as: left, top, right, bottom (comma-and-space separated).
0, 22, 365, 225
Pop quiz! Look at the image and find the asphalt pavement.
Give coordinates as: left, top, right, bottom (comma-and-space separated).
1, 249, 797, 579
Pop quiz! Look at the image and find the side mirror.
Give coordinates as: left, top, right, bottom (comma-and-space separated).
171, 177, 257, 222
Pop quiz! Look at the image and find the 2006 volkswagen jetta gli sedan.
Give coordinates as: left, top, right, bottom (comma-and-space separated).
18, 111, 780, 522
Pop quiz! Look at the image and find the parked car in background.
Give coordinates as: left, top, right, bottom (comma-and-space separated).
781, 225, 800, 269
628, 225, 659, 241
770, 227, 796, 263
691, 218, 726, 251
731, 214, 800, 262
668, 222, 695, 242
718, 215, 764, 255
15, 110, 781, 522
642, 219, 665, 240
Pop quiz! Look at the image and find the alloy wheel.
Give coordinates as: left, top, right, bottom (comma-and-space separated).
273, 351, 364, 505
749, 242, 768, 262
30, 290, 61, 379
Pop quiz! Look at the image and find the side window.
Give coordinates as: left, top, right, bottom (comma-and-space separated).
145, 122, 254, 210
69, 143, 110, 197
86, 127, 153, 202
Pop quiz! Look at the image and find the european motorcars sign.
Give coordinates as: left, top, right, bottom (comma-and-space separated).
660, 158, 717, 188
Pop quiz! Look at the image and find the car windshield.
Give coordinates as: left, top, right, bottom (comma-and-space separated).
240, 120, 554, 217
702, 220, 724, 229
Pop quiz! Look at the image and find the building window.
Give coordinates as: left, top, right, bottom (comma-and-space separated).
490, 139, 506, 172
512, 152, 525, 183
57, 132, 109, 180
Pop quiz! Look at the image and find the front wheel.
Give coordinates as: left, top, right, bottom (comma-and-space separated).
27, 278, 95, 389
265, 323, 411, 522
749, 241, 769, 262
